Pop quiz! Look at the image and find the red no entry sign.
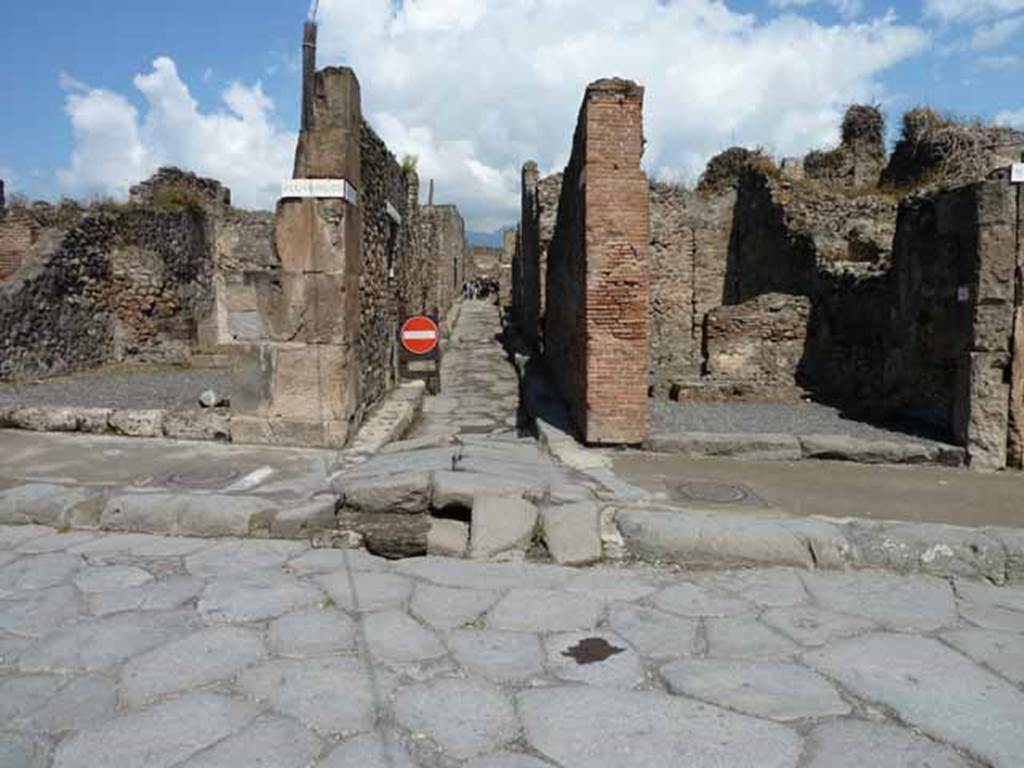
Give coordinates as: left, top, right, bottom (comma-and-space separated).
400, 315, 440, 355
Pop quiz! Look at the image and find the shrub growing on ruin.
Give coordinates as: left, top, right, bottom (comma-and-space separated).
697, 147, 770, 196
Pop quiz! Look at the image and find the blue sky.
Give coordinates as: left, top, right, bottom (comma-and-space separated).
2, 0, 1023, 236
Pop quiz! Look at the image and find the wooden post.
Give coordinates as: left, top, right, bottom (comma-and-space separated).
301, 22, 317, 133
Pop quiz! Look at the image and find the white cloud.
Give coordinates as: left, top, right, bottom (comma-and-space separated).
995, 107, 1024, 128
772, 0, 864, 20
313, 0, 926, 230
58, 58, 295, 209
970, 14, 1024, 48
924, 0, 1024, 23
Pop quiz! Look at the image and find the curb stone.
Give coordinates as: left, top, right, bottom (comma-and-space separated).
0, 405, 232, 443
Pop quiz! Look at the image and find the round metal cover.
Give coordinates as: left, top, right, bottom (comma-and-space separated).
161, 467, 243, 490
672, 480, 751, 505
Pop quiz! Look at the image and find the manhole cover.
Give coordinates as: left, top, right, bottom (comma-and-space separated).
672, 480, 755, 505
160, 467, 243, 490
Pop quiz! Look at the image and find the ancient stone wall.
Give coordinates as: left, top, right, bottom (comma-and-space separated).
515, 166, 561, 346
804, 106, 887, 189
545, 78, 649, 444
0, 205, 212, 380
467, 246, 502, 282
648, 183, 733, 395
501, 228, 515, 306
418, 204, 465, 326
0, 211, 34, 281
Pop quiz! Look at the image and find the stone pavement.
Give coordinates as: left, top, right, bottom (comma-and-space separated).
2, 523, 1023, 767
411, 300, 521, 441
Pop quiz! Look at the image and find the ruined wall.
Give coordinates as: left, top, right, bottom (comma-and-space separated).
648, 183, 733, 395
545, 78, 649, 444
515, 166, 561, 346
501, 228, 515, 306
418, 204, 465, 326
0, 211, 33, 281
804, 106, 887, 189
467, 246, 502, 282
0, 205, 212, 380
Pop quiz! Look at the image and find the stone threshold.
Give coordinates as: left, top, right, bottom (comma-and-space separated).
0, 405, 230, 442
646, 431, 966, 467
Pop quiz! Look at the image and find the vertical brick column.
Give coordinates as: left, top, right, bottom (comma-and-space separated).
231, 67, 364, 448
544, 78, 650, 445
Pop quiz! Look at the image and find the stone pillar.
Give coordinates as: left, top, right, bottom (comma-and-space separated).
965, 177, 1017, 469
1008, 181, 1024, 469
232, 67, 364, 448
519, 161, 540, 347
544, 79, 650, 445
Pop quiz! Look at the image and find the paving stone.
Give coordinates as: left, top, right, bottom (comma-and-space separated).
563, 568, 658, 601
428, 517, 469, 557
650, 581, 752, 618
342, 472, 432, 514
268, 606, 356, 657
487, 588, 603, 632
410, 583, 499, 631
518, 686, 802, 768
760, 604, 877, 647
661, 659, 850, 721
545, 631, 644, 688
16, 531, 99, 554
394, 678, 518, 760
697, 568, 808, 607
0, 675, 65, 723
802, 719, 973, 768
121, 626, 267, 706
541, 502, 602, 565
198, 570, 323, 622
287, 547, 390, 575
270, 498, 337, 539
958, 602, 1024, 632
16, 609, 196, 672
4, 674, 117, 734
318, 730, 420, 768
941, 627, 1024, 685
0, 552, 83, 594
449, 629, 545, 682
0, 732, 50, 768
314, 570, 412, 612
0, 584, 82, 638
801, 571, 957, 631
74, 565, 153, 593
955, 580, 1024, 631
180, 713, 323, 768
138, 575, 205, 610
238, 657, 391, 735
806, 632, 1024, 768
432, 470, 536, 509
0, 485, 95, 528
185, 539, 306, 578
0, 525, 54, 549
68, 532, 209, 560
396, 556, 570, 591
706, 616, 801, 659
607, 604, 699, 659
362, 610, 446, 662
51, 692, 259, 768
465, 752, 554, 768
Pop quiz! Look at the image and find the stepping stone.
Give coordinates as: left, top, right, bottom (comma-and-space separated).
541, 502, 602, 565
471, 495, 538, 559
661, 659, 850, 721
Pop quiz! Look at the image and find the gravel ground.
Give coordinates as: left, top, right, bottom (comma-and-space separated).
0, 366, 233, 410
651, 400, 951, 445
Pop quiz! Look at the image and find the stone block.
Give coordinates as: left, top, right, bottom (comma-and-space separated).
269, 499, 336, 539
975, 224, 1017, 303
972, 300, 1015, 352
253, 272, 351, 344
428, 518, 469, 558
470, 495, 539, 559
228, 312, 264, 342
162, 410, 230, 442
647, 432, 802, 461
74, 408, 113, 434
108, 410, 165, 438
335, 510, 430, 559
967, 352, 1010, 470
100, 493, 187, 535
799, 434, 910, 464
342, 472, 432, 514
11, 407, 78, 432
541, 502, 603, 566
432, 470, 534, 508
292, 67, 363, 183
229, 414, 349, 449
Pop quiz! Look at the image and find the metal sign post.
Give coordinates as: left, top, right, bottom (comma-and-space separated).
399, 315, 441, 394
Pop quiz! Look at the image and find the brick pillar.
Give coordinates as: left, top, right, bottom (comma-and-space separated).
544, 79, 650, 445
231, 67, 363, 448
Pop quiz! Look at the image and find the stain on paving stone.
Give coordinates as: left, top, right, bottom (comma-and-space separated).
561, 637, 626, 665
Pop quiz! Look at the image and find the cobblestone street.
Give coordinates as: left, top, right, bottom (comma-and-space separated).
2, 525, 1023, 768
1, 301, 1023, 768
411, 300, 522, 440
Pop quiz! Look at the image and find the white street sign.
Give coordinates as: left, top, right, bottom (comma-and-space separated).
281, 178, 359, 205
